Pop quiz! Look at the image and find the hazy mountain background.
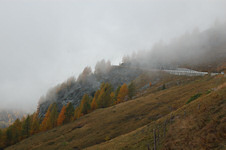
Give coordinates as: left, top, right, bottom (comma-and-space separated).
0, 0, 226, 113
0, 110, 26, 128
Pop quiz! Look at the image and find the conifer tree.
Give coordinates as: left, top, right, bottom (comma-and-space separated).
40, 106, 51, 131
114, 86, 121, 100
48, 103, 58, 128
57, 105, 66, 126
40, 103, 58, 131
149, 82, 152, 87
80, 94, 92, 115
30, 112, 40, 135
22, 115, 31, 138
110, 92, 116, 104
128, 82, 136, 99
0, 129, 2, 143
12, 119, 22, 143
64, 102, 74, 123
74, 107, 80, 120
91, 98, 97, 111
0, 129, 5, 148
91, 90, 100, 110
97, 83, 113, 108
6, 126, 13, 146
117, 83, 128, 103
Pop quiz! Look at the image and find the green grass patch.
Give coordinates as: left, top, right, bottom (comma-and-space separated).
186, 93, 202, 104
206, 90, 211, 94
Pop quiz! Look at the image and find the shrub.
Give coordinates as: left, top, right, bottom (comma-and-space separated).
186, 93, 202, 104
104, 136, 111, 141
162, 84, 166, 90
206, 90, 211, 94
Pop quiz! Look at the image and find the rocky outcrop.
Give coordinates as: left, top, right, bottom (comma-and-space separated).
38, 66, 143, 118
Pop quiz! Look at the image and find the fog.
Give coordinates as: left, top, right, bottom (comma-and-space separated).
122, 22, 226, 71
0, 0, 226, 112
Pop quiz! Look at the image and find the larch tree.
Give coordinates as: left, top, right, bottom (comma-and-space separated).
11, 119, 22, 143
110, 92, 115, 103
6, 126, 13, 146
91, 90, 100, 110
48, 103, 58, 128
0, 129, 4, 148
114, 86, 121, 101
40, 105, 51, 131
149, 82, 152, 87
128, 82, 136, 99
0, 129, 2, 143
80, 94, 92, 115
64, 102, 74, 123
117, 83, 128, 103
90, 98, 97, 111
57, 105, 66, 126
41, 103, 59, 130
30, 112, 40, 135
22, 115, 31, 138
97, 83, 113, 108
74, 107, 81, 120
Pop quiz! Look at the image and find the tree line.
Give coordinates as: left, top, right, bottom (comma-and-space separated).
0, 82, 136, 149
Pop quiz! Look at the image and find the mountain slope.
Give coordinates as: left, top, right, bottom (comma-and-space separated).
38, 66, 143, 118
86, 78, 226, 150
6, 73, 225, 150
0, 110, 25, 128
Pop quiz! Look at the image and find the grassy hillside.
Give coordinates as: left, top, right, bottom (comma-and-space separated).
86, 77, 226, 150
6, 73, 226, 150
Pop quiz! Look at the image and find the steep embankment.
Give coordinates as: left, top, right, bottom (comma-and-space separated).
6, 73, 225, 150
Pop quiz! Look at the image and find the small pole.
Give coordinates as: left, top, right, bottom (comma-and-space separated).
164, 120, 166, 137
157, 126, 160, 144
170, 114, 172, 124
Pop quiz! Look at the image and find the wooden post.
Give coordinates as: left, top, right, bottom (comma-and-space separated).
153, 129, 156, 150
170, 114, 172, 124
164, 120, 166, 137
157, 126, 160, 144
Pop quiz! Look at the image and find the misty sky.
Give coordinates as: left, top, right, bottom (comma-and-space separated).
0, 0, 226, 112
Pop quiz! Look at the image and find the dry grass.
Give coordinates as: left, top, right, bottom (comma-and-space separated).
86, 76, 226, 150
6, 74, 226, 150
162, 87, 226, 150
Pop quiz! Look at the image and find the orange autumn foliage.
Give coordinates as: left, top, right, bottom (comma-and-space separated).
40, 107, 51, 131
57, 105, 66, 126
117, 83, 128, 103
91, 98, 97, 110
91, 90, 100, 110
